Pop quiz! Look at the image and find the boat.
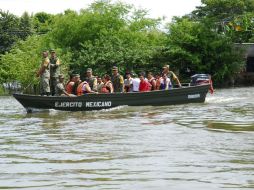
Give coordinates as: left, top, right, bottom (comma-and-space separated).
13, 83, 210, 113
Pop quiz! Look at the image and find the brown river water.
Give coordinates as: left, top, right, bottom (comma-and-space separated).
0, 87, 254, 190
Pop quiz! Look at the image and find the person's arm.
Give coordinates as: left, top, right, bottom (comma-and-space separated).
108, 82, 114, 93
119, 76, 124, 92
171, 71, 181, 87
92, 78, 98, 91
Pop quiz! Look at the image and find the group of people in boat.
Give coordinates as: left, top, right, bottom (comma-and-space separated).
37, 50, 182, 97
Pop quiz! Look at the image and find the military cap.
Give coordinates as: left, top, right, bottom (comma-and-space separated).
58, 74, 64, 79
163, 65, 169, 69
112, 66, 118, 71
50, 49, 56, 53
86, 68, 92, 72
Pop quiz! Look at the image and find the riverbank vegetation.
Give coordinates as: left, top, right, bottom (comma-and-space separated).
1, 0, 254, 93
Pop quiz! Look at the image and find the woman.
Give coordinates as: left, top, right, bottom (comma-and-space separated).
101, 74, 114, 93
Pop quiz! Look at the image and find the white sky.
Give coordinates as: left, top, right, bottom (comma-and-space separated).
0, 0, 201, 21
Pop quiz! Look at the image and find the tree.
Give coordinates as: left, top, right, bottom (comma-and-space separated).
191, 0, 254, 42
163, 18, 244, 83
49, 0, 164, 75
0, 10, 20, 54
19, 12, 34, 40
32, 12, 54, 34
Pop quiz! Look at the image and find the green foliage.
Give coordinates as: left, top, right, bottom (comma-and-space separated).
163, 18, 244, 83
0, 10, 20, 54
0, 35, 72, 86
32, 12, 55, 34
49, 0, 164, 75
192, 0, 254, 43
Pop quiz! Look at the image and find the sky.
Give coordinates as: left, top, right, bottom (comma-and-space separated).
0, 0, 202, 21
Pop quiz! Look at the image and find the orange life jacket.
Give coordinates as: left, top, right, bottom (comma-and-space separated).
77, 81, 88, 96
65, 81, 74, 94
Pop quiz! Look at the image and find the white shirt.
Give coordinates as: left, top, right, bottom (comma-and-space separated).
132, 78, 140, 92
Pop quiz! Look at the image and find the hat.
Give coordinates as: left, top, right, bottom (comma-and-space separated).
86, 68, 92, 72
163, 65, 169, 69
112, 66, 118, 71
50, 49, 56, 53
58, 74, 64, 79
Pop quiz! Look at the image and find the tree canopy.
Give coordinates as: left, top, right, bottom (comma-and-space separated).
0, 0, 252, 90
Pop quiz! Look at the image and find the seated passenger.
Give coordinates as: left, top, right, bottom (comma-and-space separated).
76, 80, 96, 96
147, 72, 156, 91
97, 76, 104, 93
124, 72, 133, 92
55, 74, 72, 97
131, 73, 140, 92
101, 74, 114, 93
65, 74, 76, 94
72, 74, 81, 95
155, 73, 162, 90
160, 74, 172, 90
139, 73, 151, 92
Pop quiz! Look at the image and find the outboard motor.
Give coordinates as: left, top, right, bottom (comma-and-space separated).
190, 74, 214, 94
190, 74, 210, 86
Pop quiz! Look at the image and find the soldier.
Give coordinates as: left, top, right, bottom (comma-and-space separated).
49, 49, 60, 95
162, 65, 182, 88
55, 74, 71, 96
111, 66, 124, 93
36, 51, 50, 96
84, 68, 97, 91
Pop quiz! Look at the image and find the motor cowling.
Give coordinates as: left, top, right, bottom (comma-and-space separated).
190, 74, 214, 94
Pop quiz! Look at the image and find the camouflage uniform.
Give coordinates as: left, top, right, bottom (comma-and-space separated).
112, 74, 124, 92
85, 76, 97, 91
39, 57, 50, 95
55, 82, 65, 96
49, 56, 60, 95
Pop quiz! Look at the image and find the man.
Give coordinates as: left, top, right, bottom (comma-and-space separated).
55, 74, 71, 96
85, 68, 97, 91
76, 80, 96, 95
72, 74, 82, 95
111, 66, 124, 93
96, 76, 104, 93
49, 49, 60, 95
65, 74, 76, 94
36, 51, 50, 96
162, 65, 181, 87
124, 72, 133, 92
147, 72, 156, 91
131, 73, 140, 92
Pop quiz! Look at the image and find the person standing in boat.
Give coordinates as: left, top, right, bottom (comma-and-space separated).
49, 49, 61, 96
36, 51, 50, 96
55, 74, 72, 97
85, 68, 97, 91
162, 65, 181, 88
111, 66, 124, 93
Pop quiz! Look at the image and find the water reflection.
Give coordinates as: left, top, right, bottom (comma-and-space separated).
0, 87, 254, 189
